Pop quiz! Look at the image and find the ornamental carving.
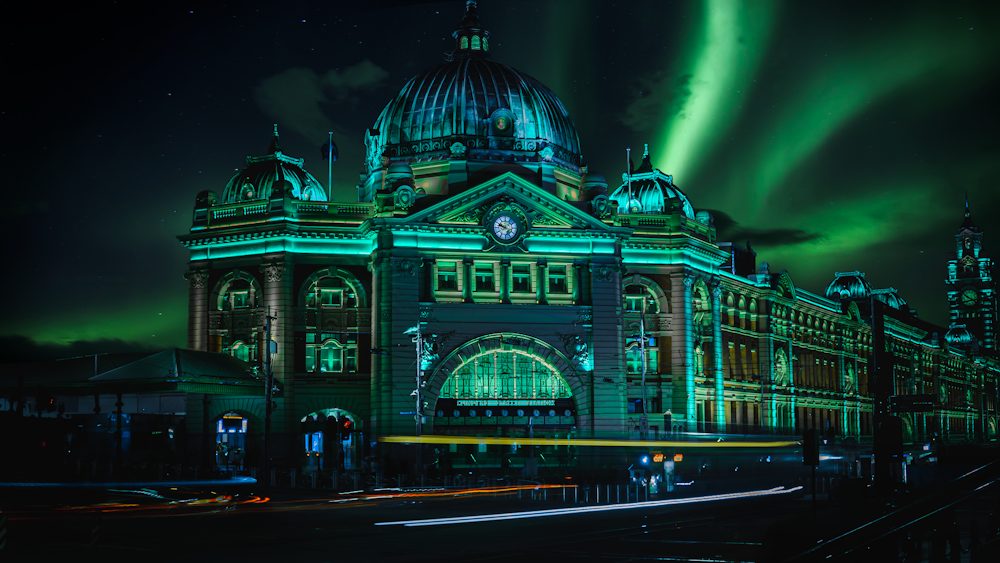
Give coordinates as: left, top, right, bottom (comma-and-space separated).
185, 270, 209, 289
556, 332, 590, 370
380, 307, 391, 322
393, 258, 418, 277
449, 142, 467, 157
260, 262, 286, 283
593, 264, 618, 283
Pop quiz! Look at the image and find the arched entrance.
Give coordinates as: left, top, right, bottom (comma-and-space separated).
300, 408, 361, 471
426, 333, 582, 476
214, 411, 252, 470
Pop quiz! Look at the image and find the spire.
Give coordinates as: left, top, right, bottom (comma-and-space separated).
635, 142, 654, 173
965, 191, 970, 218
448, 0, 491, 61
267, 124, 281, 154
961, 191, 979, 230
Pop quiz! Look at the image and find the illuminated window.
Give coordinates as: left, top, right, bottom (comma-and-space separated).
438, 262, 457, 291
482, 37, 488, 51
475, 264, 495, 291
471, 36, 481, 50
460, 36, 468, 49
309, 337, 357, 373
438, 350, 572, 400
231, 341, 250, 362
512, 264, 531, 292
623, 284, 659, 313
549, 266, 567, 293
320, 289, 342, 307
232, 291, 249, 309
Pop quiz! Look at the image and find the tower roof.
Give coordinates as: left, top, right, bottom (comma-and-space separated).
608, 144, 695, 217
221, 125, 327, 204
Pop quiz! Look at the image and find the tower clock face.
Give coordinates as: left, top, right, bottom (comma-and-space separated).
961, 288, 978, 306
492, 215, 518, 241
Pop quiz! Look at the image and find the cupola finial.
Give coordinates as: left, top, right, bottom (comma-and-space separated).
965, 190, 970, 218
268, 124, 281, 154
448, 0, 491, 61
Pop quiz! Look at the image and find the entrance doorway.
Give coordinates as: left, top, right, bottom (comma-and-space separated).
215, 412, 248, 470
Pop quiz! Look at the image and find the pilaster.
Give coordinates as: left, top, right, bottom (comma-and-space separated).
185, 269, 210, 351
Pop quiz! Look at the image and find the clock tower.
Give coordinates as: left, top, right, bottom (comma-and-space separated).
946, 196, 997, 351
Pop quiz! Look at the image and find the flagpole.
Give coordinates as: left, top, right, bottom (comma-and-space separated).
327, 131, 333, 201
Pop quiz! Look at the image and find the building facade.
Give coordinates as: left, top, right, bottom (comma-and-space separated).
175, 1, 999, 470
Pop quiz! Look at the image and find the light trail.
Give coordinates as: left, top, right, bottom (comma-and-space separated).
378, 435, 799, 449
375, 486, 803, 527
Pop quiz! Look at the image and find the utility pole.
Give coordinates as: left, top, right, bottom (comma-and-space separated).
406, 326, 424, 476
639, 296, 649, 437
263, 307, 276, 496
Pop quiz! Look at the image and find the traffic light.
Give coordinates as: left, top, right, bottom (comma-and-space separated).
340, 418, 353, 437
803, 428, 820, 466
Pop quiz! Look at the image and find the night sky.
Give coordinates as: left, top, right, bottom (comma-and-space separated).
4, 0, 999, 362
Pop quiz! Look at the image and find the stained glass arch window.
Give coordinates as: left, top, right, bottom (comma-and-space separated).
438, 349, 572, 400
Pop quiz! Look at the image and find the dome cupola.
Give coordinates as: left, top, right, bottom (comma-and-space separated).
221, 125, 327, 204
608, 144, 695, 217
825, 271, 873, 299
363, 1, 583, 177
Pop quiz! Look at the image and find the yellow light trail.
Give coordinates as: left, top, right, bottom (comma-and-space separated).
379, 435, 799, 449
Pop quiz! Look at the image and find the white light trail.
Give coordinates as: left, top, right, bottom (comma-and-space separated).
375, 486, 802, 527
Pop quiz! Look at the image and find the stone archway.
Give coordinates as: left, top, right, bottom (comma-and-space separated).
424, 333, 589, 431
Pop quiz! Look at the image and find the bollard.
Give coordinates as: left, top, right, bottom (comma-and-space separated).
563, 486, 566, 502
606, 485, 610, 503
270, 468, 276, 487
311, 470, 317, 489
353, 472, 360, 490
575, 486, 578, 503
617, 485, 620, 504
544, 489, 547, 501
597, 485, 600, 504
332, 471, 339, 491
90, 510, 101, 550
0, 508, 6, 552
586, 488, 589, 503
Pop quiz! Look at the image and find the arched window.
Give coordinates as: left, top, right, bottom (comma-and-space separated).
310, 338, 357, 373
482, 37, 489, 51
306, 276, 357, 308
218, 278, 256, 310
623, 284, 659, 313
460, 36, 468, 49
231, 340, 250, 362
471, 36, 481, 50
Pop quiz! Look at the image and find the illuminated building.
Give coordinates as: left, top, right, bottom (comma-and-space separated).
174, 0, 999, 470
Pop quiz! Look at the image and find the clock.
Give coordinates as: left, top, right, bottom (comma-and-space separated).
961, 288, 978, 306
492, 214, 518, 241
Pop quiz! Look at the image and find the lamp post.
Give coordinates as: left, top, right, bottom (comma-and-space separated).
640, 296, 649, 437
405, 326, 425, 476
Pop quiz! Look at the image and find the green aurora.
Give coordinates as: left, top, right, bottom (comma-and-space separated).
4, 0, 998, 360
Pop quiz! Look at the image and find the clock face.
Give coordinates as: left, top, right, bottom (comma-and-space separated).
961, 288, 978, 306
493, 215, 518, 241
494, 116, 508, 131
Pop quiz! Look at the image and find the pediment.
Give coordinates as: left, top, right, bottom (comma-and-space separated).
405, 172, 610, 232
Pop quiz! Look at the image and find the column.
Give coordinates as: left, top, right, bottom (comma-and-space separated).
260, 256, 295, 468
536, 262, 549, 305
711, 281, 725, 432
422, 258, 436, 303
574, 263, 591, 305
185, 269, 210, 351
500, 260, 511, 304
462, 259, 474, 303
670, 271, 696, 432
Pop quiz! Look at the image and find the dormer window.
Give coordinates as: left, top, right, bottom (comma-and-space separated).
460, 36, 468, 49
471, 36, 481, 50
482, 37, 489, 51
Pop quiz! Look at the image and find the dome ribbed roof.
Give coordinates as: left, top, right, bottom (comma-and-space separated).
825, 271, 873, 299
945, 324, 975, 346
608, 145, 695, 217
222, 126, 327, 204
364, 2, 582, 174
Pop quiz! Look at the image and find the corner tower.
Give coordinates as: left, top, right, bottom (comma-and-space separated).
946, 196, 997, 351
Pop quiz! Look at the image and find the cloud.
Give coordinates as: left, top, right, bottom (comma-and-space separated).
707, 209, 824, 248
254, 60, 389, 140
0, 335, 162, 364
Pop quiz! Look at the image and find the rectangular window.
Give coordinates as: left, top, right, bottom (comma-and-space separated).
512, 264, 531, 293
320, 289, 342, 307
475, 264, 495, 292
549, 266, 567, 293
318, 348, 343, 372
232, 291, 249, 309
437, 262, 457, 291
345, 348, 357, 372
648, 350, 658, 373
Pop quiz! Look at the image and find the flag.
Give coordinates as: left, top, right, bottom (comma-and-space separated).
321, 139, 338, 161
